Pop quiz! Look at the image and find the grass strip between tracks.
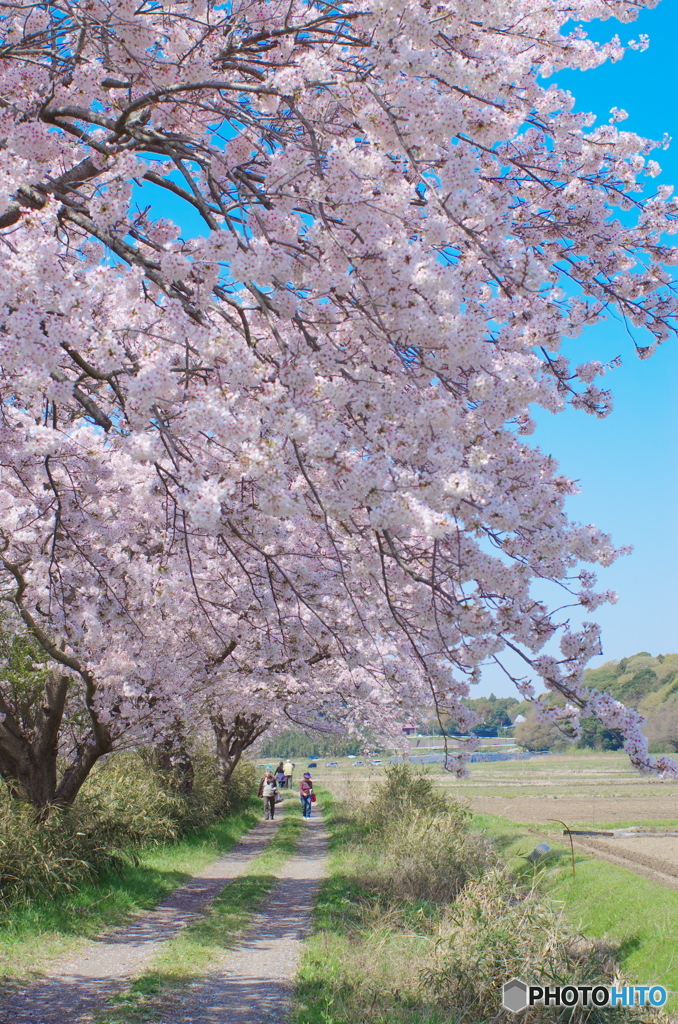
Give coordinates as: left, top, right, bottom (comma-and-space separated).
96, 798, 305, 1024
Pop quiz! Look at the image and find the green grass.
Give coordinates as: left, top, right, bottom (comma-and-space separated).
508, 818, 678, 833
293, 930, 444, 1024
290, 790, 448, 1024
586, 820, 678, 831
0, 799, 261, 995
551, 860, 678, 1012
97, 800, 306, 1023
473, 811, 678, 1014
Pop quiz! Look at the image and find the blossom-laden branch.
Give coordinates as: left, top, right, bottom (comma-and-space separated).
0, 0, 674, 779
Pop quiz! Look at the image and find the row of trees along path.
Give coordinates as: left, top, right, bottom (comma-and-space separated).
1, 0, 678, 816
0, 810, 328, 1024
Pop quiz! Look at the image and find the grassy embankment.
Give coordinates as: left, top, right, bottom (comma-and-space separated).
474, 812, 678, 1017
292, 768, 661, 1024
0, 803, 261, 995
99, 798, 305, 1024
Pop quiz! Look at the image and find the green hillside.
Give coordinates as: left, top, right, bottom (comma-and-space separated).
584, 652, 678, 713
513, 653, 678, 753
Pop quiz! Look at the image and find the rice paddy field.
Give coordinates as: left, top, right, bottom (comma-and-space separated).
293, 750, 678, 886
438, 751, 678, 827
304, 750, 675, 822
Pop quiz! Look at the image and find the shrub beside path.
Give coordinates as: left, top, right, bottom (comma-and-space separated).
0, 816, 279, 1024
161, 813, 328, 1024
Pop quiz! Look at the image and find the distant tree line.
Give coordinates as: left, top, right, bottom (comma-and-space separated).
514, 710, 624, 752
263, 653, 678, 758
259, 728, 363, 759
513, 652, 678, 753
420, 695, 519, 738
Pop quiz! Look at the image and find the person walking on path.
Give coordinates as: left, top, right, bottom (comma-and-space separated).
258, 767, 278, 820
275, 761, 286, 788
300, 772, 314, 818
284, 759, 294, 788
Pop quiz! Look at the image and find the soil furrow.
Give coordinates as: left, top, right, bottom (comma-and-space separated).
572, 837, 678, 891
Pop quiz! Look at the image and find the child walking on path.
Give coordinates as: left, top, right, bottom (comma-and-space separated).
300, 772, 314, 818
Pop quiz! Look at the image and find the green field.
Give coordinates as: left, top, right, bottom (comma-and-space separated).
316, 751, 678, 1015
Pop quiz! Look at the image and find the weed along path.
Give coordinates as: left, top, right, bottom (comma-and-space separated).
157, 813, 328, 1024
0, 816, 280, 1024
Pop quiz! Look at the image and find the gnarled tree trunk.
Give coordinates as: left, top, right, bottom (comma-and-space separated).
211, 711, 269, 788
0, 670, 112, 811
0, 560, 114, 811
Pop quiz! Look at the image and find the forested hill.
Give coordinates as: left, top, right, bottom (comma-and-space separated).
584, 653, 678, 713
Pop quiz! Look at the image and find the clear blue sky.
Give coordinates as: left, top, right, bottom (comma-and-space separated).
478, 2, 678, 697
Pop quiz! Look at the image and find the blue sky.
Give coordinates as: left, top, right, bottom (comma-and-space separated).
479, 1, 678, 697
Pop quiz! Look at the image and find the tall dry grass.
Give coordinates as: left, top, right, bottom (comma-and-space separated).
349, 764, 491, 904
294, 765, 667, 1024
424, 871, 641, 1022
0, 753, 255, 910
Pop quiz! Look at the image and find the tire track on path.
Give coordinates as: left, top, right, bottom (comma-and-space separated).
156, 812, 328, 1024
0, 816, 279, 1024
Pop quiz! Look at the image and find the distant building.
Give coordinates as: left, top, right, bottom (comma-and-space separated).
513, 713, 526, 724
401, 723, 417, 735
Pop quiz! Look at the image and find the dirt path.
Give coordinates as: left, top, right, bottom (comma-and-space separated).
156, 813, 328, 1024
0, 817, 279, 1024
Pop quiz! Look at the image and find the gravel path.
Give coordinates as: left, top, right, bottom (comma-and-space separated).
0, 817, 279, 1024
159, 812, 329, 1024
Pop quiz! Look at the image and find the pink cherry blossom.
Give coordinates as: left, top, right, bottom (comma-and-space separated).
0, 0, 675, 801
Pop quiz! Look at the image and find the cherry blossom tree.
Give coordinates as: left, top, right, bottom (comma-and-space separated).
0, 422, 199, 806
0, 415, 417, 806
0, 0, 677, 782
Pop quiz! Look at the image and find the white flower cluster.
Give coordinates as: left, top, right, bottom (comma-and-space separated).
0, 0, 673, 786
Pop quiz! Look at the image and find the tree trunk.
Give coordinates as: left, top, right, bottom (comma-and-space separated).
0, 562, 114, 811
0, 671, 112, 810
211, 711, 269, 788
53, 735, 112, 806
155, 720, 194, 795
